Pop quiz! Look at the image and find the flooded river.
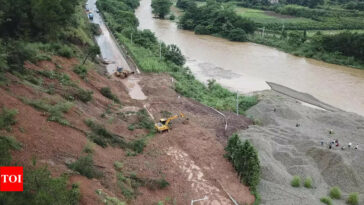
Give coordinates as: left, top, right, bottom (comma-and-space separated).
135, 0, 364, 116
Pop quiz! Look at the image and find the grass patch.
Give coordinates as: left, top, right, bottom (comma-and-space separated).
96, 189, 126, 205
329, 186, 341, 199
114, 161, 123, 170
129, 138, 146, 154
291, 176, 301, 187
304, 177, 313, 188
85, 119, 128, 148
0, 107, 18, 131
100, 87, 120, 104
0, 136, 22, 165
83, 141, 94, 154
347, 192, 359, 205
22, 98, 73, 126
73, 65, 88, 79
0, 165, 80, 205
320, 197, 333, 205
234, 6, 313, 25
144, 178, 169, 190
37, 70, 76, 87
68, 154, 102, 179
115, 170, 169, 199
73, 88, 93, 103
129, 109, 155, 131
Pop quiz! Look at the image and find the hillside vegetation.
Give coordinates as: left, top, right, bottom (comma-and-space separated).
0, 0, 97, 203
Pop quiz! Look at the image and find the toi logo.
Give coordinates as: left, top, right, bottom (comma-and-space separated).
0, 167, 23, 192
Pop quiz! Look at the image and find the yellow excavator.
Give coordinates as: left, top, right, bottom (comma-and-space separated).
155, 113, 185, 133
115, 66, 134, 79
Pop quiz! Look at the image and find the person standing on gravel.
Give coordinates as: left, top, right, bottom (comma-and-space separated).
355, 144, 359, 150
348, 142, 352, 148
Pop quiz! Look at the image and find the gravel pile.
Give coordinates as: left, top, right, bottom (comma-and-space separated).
239, 90, 364, 205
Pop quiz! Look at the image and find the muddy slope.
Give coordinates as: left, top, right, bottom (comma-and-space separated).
239, 90, 364, 205
1, 57, 255, 205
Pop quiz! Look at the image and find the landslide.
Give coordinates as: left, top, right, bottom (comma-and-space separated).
0, 55, 256, 204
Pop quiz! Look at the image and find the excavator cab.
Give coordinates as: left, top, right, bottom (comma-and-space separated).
155, 113, 184, 133
159, 118, 167, 125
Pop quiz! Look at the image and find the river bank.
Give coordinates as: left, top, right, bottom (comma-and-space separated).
249, 35, 364, 70
135, 0, 364, 117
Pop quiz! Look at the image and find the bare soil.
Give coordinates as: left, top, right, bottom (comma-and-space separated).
1, 57, 254, 205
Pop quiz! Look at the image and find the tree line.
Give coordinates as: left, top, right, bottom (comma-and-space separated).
225, 134, 261, 201
178, 0, 256, 41
0, 0, 80, 39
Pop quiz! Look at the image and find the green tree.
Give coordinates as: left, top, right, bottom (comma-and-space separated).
151, 0, 172, 19
82, 45, 100, 65
163, 44, 186, 66
228, 28, 247, 41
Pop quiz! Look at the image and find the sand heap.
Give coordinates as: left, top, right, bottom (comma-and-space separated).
239, 90, 364, 205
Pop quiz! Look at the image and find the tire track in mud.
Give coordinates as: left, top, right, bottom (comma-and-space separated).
166, 147, 233, 205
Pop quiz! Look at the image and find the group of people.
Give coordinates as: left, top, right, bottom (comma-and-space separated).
321, 139, 359, 150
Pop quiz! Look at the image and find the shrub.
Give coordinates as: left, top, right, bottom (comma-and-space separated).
0, 136, 22, 165
0, 107, 18, 130
73, 65, 88, 79
22, 98, 73, 126
57, 45, 74, 58
91, 23, 102, 35
329, 186, 341, 199
130, 139, 145, 153
169, 14, 175, 20
162, 44, 186, 66
304, 177, 313, 188
347, 192, 359, 205
320, 197, 333, 205
114, 161, 123, 170
75, 89, 93, 103
145, 178, 169, 190
85, 119, 128, 148
228, 28, 247, 42
83, 141, 94, 153
291, 176, 301, 187
0, 165, 80, 205
136, 109, 154, 130
100, 87, 120, 103
68, 155, 102, 179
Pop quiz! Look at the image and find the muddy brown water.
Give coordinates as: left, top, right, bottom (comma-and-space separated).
135, 0, 364, 116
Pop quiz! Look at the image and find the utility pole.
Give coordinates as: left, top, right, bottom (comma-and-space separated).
130, 32, 133, 45
236, 91, 239, 116
159, 42, 162, 59
262, 26, 265, 38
